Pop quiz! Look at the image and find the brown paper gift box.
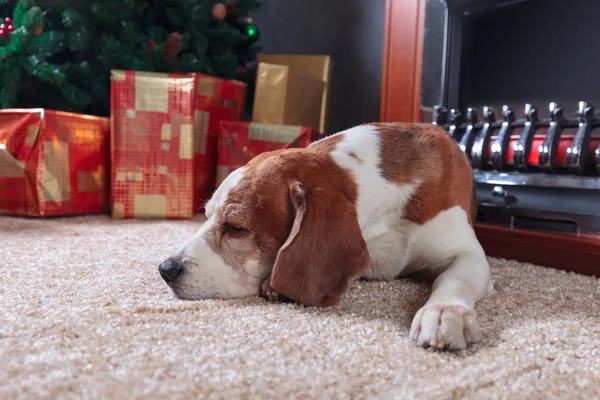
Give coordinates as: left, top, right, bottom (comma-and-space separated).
252, 62, 325, 132
0, 109, 110, 216
256, 54, 332, 134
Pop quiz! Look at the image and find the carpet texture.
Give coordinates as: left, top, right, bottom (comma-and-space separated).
1, 215, 599, 399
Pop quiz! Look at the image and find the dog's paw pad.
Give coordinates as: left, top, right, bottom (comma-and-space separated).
409, 303, 481, 350
260, 279, 280, 302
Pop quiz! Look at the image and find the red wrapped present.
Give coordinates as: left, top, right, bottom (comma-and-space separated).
217, 122, 323, 187
110, 70, 196, 219
193, 74, 246, 211
0, 109, 110, 216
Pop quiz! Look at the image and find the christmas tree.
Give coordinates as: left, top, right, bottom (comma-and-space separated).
0, 0, 261, 116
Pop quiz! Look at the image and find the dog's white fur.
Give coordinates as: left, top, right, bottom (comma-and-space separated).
165, 123, 493, 350
171, 168, 270, 300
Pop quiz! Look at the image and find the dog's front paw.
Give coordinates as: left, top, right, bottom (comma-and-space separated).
409, 302, 482, 350
260, 278, 280, 302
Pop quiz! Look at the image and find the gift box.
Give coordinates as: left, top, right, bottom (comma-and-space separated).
110, 70, 247, 219
110, 70, 196, 219
0, 108, 110, 216
256, 54, 332, 134
193, 74, 246, 211
216, 121, 323, 186
252, 62, 324, 132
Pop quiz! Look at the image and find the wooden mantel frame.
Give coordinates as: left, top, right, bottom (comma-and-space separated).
380, 0, 425, 123
379, 0, 600, 277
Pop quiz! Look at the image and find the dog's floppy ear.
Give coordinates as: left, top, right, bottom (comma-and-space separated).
270, 182, 370, 307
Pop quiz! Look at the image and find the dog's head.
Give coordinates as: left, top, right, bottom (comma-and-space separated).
158, 145, 370, 307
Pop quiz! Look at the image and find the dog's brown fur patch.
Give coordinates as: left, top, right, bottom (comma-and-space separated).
370, 122, 475, 226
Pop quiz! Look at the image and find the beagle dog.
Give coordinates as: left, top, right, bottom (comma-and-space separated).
158, 122, 493, 350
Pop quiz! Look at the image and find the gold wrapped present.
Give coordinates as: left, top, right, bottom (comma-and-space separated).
255, 54, 332, 133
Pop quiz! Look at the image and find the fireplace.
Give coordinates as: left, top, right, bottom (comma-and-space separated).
418, 0, 600, 236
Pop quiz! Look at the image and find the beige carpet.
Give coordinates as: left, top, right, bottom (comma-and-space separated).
1, 215, 599, 400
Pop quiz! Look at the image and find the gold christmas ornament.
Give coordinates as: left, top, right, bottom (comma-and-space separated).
212, 3, 227, 21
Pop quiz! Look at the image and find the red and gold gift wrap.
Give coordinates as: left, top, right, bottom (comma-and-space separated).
193, 74, 246, 211
217, 121, 323, 186
110, 70, 247, 219
110, 70, 196, 219
0, 109, 109, 217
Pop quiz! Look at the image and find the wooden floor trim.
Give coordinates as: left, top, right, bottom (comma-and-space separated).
475, 223, 600, 277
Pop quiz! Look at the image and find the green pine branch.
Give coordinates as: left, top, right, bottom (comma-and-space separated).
0, 58, 20, 108
12, 0, 32, 28
0, 0, 262, 115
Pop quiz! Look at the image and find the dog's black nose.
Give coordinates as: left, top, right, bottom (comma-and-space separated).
158, 260, 183, 283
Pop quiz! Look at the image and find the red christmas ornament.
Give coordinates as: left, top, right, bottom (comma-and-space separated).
0, 29, 6, 38
226, 3, 238, 20
33, 21, 43, 37
1, 21, 14, 34
146, 40, 156, 55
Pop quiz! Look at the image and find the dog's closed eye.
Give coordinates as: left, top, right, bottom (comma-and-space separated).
224, 223, 248, 235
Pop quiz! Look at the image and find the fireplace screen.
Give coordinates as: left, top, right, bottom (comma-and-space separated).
420, 0, 600, 235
